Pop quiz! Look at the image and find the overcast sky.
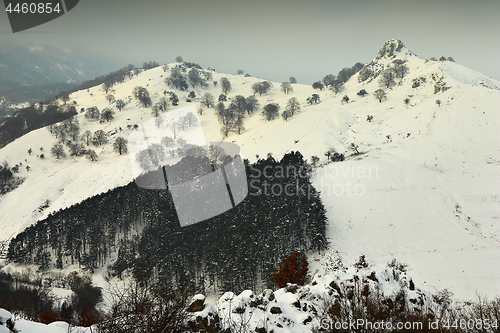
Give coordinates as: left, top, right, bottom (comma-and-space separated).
1, 0, 499, 84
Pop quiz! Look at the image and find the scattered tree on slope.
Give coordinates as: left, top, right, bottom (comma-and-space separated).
113, 137, 128, 155
220, 77, 232, 95
133, 86, 152, 108
374, 89, 387, 103
51, 143, 66, 159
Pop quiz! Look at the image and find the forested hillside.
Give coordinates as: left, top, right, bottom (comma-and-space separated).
8, 151, 328, 294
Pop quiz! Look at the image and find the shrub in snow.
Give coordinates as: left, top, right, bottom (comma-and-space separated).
357, 89, 368, 97
312, 81, 324, 91
269, 252, 309, 288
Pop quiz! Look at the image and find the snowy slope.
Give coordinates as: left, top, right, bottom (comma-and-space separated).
440, 61, 500, 90
306, 41, 500, 300
0, 40, 499, 300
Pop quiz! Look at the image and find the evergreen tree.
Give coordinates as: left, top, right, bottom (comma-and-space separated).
8, 152, 328, 294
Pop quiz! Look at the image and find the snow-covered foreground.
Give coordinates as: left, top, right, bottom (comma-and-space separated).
0, 39, 499, 301
0, 308, 92, 333
188, 263, 443, 333
0, 263, 439, 333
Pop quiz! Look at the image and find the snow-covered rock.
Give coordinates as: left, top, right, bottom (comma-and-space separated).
189, 264, 439, 333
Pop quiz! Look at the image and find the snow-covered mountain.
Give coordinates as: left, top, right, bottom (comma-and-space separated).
0, 39, 499, 300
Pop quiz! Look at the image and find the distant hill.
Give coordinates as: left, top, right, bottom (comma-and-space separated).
0, 42, 117, 107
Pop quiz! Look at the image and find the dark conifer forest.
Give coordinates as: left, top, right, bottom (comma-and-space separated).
8, 151, 328, 294
0, 103, 76, 148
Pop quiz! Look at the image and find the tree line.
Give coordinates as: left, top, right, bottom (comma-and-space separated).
0, 103, 76, 149
312, 62, 365, 92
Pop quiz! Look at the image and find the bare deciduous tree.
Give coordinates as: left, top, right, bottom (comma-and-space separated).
393, 63, 409, 79
322, 74, 336, 87
220, 124, 232, 138
92, 130, 108, 146
105, 94, 115, 104
282, 109, 293, 122
220, 77, 232, 95
312, 81, 324, 90
330, 82, 344, 94
97, 282, 191, 333
379, 69, 396, 88
51, 143, 66, 159
113, 137, 128, 155
285, 97, 301, 115
281, 81, 293, 94
115, 99, 126, 111
87, 150, 98, 161
252, 81, 273, 95
262, 103, 280, 121
101, 108, 115, 122
133, 86, 152, 107
374, 89, 387, 103
200, 93, 214, 108
85, 106, 100, 120
102, 80, 113, 94
245, 95, 259, 114
82, 130, 93, 146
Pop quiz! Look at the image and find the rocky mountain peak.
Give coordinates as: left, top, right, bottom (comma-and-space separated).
375, 38, 407, 59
